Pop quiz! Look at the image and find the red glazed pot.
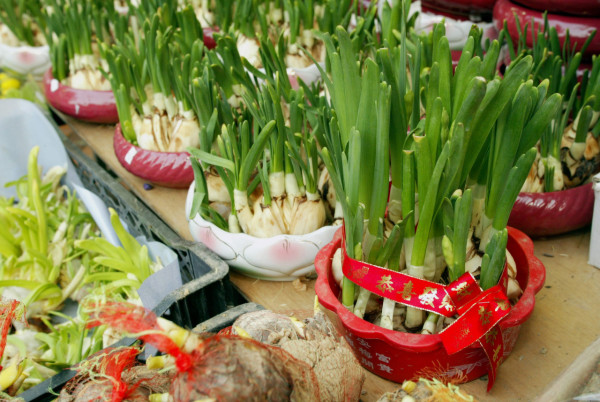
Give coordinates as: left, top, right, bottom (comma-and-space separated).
512, 0, 600, 17
203, 27, 218, 49
421, 0, 497, 19
508, 183, 594, 237
493, 0, 600, 57
113, 124, 194, 188
43, 68, 118, 124
315, 227, 545, 384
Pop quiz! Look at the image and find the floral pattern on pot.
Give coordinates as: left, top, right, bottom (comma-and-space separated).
185, 181, 340, 281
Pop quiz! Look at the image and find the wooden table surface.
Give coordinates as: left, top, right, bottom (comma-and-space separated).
63, 117, 600, 401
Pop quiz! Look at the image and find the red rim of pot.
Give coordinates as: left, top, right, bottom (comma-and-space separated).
511, 0, 600, 17
421, 0, 497, 20
113, 123, 194, 188
493, 0, 600, 57
203, 26, 218, 49
43, 68, 119, 124
508, 182, 594, 237
315, 226, 545, 354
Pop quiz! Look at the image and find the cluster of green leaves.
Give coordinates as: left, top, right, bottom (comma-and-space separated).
0, 148, 161, 391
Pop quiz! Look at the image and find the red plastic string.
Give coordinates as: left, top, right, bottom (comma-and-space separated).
0, 299, 25, 370
87, 302, 191, 359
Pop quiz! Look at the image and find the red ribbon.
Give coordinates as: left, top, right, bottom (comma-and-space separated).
340, 235, 511, 391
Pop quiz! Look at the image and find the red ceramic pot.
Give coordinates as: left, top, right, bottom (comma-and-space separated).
494, 0, 600, 57
203, 27, 218, 49
113, 124, 194, 188
421, 0, 497, 19
508, 183, 594, 237
512, 0, 600, 17
315, 227, 545, 384
43, 68, 118, 124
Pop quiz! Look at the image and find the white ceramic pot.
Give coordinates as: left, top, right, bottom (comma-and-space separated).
0, 43, 51, 77
185, 181, 340, 281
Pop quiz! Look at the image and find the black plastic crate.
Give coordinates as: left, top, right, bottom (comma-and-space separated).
15, 111, 251, 400
11, 112, 250, 401
53, 122, 247, 327
20, 303, 263, 402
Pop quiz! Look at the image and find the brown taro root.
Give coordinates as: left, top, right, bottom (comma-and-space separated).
232, 309, 366, 402
171, 335, 319, 401
86, 302, 320, 402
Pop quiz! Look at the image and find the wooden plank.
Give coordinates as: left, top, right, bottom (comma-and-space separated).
534, 336, 600, 401
63, 115, 600, 402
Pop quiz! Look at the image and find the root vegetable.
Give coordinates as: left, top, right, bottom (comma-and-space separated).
232, 309, 366, 402
86, 302, 321, 402
57, 347, 173, 402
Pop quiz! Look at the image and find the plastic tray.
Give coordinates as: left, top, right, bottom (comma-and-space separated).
20, 303, 263, 401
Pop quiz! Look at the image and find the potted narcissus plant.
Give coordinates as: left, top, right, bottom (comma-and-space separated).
0, 0, 50, 76
497, 18, 600, 236
313, 13, 552, 390
103, 7, 225, 187
41, 0, 127, 123
124, 0, 220, 49
184, 40, 341, 280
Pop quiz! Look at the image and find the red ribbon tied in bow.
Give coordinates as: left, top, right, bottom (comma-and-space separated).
340, 235, 511, 391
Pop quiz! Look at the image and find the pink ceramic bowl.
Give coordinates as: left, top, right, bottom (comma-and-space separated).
43, 68, 118, 124
494, 0, 600, 57
315, 226, 545, 384
113, 124, 194, 188
508, 183, 594, 237
0, 43, 50, 77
